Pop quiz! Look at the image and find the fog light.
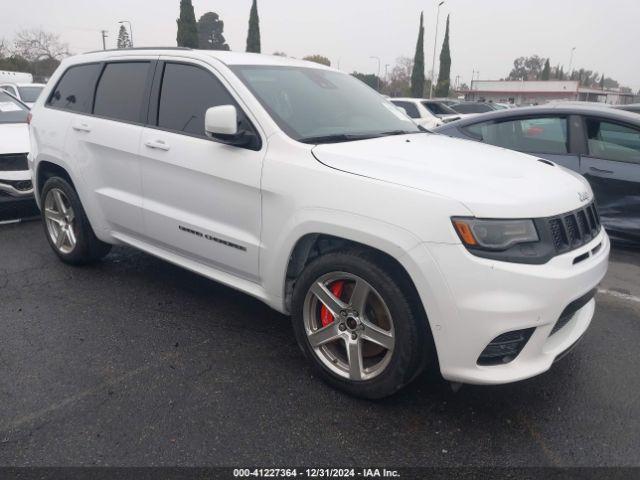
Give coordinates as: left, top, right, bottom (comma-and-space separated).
477, 328, 535, 366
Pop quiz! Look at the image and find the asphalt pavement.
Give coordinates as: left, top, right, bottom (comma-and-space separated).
1, 219, 639, 467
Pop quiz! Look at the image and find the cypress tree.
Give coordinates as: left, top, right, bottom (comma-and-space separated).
117, 25, 131, 49
410, 12, 425, 98
435, 15, 451, 97
177, 0, 199, 48
246, 0, 261, 53
541, 58, 551, 80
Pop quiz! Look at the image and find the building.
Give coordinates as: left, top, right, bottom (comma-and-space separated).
465, 80, 635, 106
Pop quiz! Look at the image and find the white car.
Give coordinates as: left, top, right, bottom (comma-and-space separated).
0, 83, 46, 108
0, 90, 35, 221
29, 49, 609, 398
390, 98, 447, 128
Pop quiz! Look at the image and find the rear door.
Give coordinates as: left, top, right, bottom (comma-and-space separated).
578, 117, 640, 242
65, 59, 155, 237
460, 115, 580, 170
138, 58, 264, 281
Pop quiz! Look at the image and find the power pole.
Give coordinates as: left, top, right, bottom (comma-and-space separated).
101, 30, 108, 50
429, 1, 445, 98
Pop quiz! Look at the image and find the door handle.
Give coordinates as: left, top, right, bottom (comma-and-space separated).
589, 166, 614, 175
144, 139, 170, 151
72, 122, 91, 133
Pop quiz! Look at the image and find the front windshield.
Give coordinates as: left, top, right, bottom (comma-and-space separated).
0, 91, 29, 123
231, 65, 421, 143
17, 85, 44, 103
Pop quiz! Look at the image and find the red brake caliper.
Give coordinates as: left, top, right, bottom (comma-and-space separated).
320, 281, 345, 327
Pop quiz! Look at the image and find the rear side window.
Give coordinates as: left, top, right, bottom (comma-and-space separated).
463, 116, 569, 154
94, 62, 151, 123
390, 101, 420, 119
48, 63, 101, 113
157, 62, 237, 136
586, 118, 640, 164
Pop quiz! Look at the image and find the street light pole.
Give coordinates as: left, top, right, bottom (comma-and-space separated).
568, 46, 576, 76
370, 56, 381, 91
429, 0, 445, 99
119, 20, 134, 47
100, 30, 108, 50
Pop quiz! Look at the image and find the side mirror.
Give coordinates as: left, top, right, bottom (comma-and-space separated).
205, 105, 238, 137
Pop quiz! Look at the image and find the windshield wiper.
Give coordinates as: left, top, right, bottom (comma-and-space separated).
299, 133, 381, 144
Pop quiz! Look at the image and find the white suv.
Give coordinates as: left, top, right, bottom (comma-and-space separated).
29, 49, 609, 398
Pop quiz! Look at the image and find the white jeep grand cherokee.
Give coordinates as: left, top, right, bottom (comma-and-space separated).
29, 49, 609, 398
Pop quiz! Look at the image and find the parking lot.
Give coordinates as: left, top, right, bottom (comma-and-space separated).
1, 219, 639, 467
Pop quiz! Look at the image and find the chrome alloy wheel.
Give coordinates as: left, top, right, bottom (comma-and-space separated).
44, 188, 77, 254
303, 272, 395, 381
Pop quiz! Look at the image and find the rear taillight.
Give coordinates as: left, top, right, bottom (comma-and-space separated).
27, 113, 32, 125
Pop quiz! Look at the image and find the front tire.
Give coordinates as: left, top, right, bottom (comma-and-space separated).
291, 250, 432, 399
41, 177, 111, 265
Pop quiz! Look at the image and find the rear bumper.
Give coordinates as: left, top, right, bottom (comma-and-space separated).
409, 230, 609, 385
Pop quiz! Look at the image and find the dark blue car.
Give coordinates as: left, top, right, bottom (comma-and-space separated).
435, 105, 640, 245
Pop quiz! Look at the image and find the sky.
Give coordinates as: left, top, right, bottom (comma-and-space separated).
1, 0, 639, 91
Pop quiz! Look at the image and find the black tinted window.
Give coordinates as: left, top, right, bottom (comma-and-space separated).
94, 62, 150, 122
48, 64, 101, 113
158, 63, 236, 136
452, 103, 494, 114
391, 100, 420, 119
463, 117, 568, 154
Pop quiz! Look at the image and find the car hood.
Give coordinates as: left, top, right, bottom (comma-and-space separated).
312, 133, 592, 218
0, 123, 30, 155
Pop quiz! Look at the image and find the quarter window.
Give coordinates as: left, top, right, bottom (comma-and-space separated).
157, 63, 238, 136
47, 63, 102, 113
94, 62, 151, 123
463, 117, 569, 154
585, 119, 640, 164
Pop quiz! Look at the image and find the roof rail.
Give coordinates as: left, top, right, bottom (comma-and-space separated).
84, 46, 193, 54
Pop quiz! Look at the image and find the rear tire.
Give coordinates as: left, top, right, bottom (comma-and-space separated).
291, 249, 433, 399
41, 177, 111, 265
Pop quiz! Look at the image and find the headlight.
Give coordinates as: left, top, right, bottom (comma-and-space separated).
452, 218, 539, 250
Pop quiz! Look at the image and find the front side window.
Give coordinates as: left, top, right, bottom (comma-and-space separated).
1, 85, 18, 97
48, 63, 102, 113
0, 91, 29, 123
17, 85, 44, 103
231, 65, 420, 142
93, 62, 150, 123
585, 118, 640, 164
391, 101, 421, 119
463, 116, 569, 154
157, 62, 238, 136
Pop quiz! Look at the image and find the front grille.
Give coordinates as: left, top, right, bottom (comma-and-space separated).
546, 202, 601, 253
477, 328, 535, 366
0, 153, 29, 172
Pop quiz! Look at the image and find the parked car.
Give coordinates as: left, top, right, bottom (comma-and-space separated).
0, 90, 37, 221
435, 105, 640, 244
29, 49, 609, 398
449, 102, 497, 114
0, 83, 46, 108
390, 98, 445, 128
420, 99, 468, 122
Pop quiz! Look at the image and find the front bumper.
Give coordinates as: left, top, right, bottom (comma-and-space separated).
409, 230, 609, 385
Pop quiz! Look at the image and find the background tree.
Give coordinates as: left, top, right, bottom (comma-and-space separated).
117, 25, 131, 49
197, 12, 230, 50
384, 57, 413, 97
541, 58, 551, 80
410, 12, 425, 98
302, 54, 331, 67
352, 72, 384, 91
272, 51, 287, 57
600, 74, 605, 89
246, 0, 261, 53
176, 0, 199, 48
507, 55, 545, 80
12, 29, 69, 61
434, 15, 451, 97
